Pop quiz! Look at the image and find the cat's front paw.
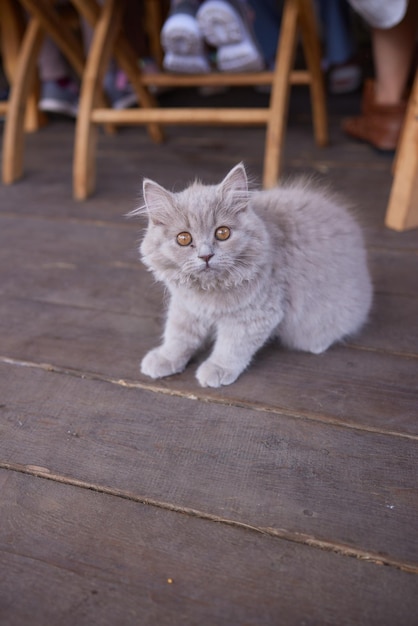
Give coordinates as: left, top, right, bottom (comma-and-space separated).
196, 361, 241, 388
141, 347, 186, 379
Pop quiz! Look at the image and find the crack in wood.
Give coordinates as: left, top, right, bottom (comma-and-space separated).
1, 460, 417, 576
1, 355, 417, 441
343, 343, 418, 360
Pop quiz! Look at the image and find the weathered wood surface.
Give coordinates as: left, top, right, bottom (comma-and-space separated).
2, 470, 417, 626
0, 213, 417, 436
1, 90, 418, 624
1, 295, 417, 436
1, 361, 418, 570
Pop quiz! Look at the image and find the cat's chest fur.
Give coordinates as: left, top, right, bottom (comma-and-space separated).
170, 256, 281, 321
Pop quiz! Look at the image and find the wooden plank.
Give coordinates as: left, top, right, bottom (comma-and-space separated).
0, 122, 268, 216
2, 272, 416, 358
369, 249, 418, 297
0, 212, 417, 328
1, 184, 417, 289
0, 363, 417, 568
1, 114, 414, 255
0, 295, 417, 436
0, 70, 418, 626
0, 210, 416, 435
90, 107, 271, 125
138, 69, 311, 86
10, 140, 407, 259
1, 470, 417, 626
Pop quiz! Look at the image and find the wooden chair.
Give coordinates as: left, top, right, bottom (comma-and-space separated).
72, 0, 328, 199
0, 0, 45, 136
2, 0, 328, 200
1, 0, 88, 185
1, 0, 162, 187
385, 67, 418, 231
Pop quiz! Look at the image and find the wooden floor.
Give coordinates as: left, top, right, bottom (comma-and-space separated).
1, 87, 418, 625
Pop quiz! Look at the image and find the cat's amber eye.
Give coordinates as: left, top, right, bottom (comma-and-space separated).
176, 231, 193, 246
215, 226, 231, 241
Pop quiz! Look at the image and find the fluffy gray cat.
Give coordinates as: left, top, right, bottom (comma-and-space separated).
136, 163, 372, 388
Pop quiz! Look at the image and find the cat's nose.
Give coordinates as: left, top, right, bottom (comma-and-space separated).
198, 243, 214, 266
199, 253, 214, 265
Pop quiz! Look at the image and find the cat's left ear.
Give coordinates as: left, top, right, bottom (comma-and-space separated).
219, 163, 249, 212
142, 178, 174, 225
220, 162, 248, 195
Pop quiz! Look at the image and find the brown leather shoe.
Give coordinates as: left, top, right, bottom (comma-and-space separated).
342, 80, 406, 151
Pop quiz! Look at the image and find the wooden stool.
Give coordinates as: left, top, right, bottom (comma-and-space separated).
385, 68, 418, 231
0, 0, 45, 135
72, 0, 328, 199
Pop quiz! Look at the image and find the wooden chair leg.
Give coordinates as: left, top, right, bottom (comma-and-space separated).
2, 17, 44, 184
25, 0, 115, 133
19, 0, 85, 77
385, 71, 418, 231
72, 0, 164, 144
0, 0, 45, 132
73, 0, 124, 200
263, 0, 299, 188
297, 0, 328, 147
3, 0, 89, 185
144, 0, 164, 68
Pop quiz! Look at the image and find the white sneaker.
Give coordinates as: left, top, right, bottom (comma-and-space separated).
197, 0, 264, 72
161, 12, 210, 73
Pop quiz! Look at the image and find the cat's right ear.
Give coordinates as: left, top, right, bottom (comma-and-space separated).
142, 179, 174, 225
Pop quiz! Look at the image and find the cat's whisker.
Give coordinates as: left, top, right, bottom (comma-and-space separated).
126, 202, 147, 219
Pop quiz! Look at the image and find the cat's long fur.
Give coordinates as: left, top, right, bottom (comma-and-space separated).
137, 163, 372, 387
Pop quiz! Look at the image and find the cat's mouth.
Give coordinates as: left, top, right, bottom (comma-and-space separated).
199, 259, 214, 271
194, 261, 218, 282
199, 253, 215, 270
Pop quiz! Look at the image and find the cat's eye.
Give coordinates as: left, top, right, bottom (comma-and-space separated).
176, 231, 192, 246
215, 226, 231, 241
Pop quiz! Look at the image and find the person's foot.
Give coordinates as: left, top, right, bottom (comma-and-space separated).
342, 80, 406, 151
39, 78, 79, 117
197, 0, 264, 72
104, 69, 138, 110
328, 60, 362, 95
161, 1, 210, 73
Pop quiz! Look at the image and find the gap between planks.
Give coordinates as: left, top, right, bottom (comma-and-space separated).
343, 341, 418, 361
1, 355, 417, 442
0, 460, 417, 576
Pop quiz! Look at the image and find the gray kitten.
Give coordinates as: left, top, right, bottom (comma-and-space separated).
137, 163, 372, 388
